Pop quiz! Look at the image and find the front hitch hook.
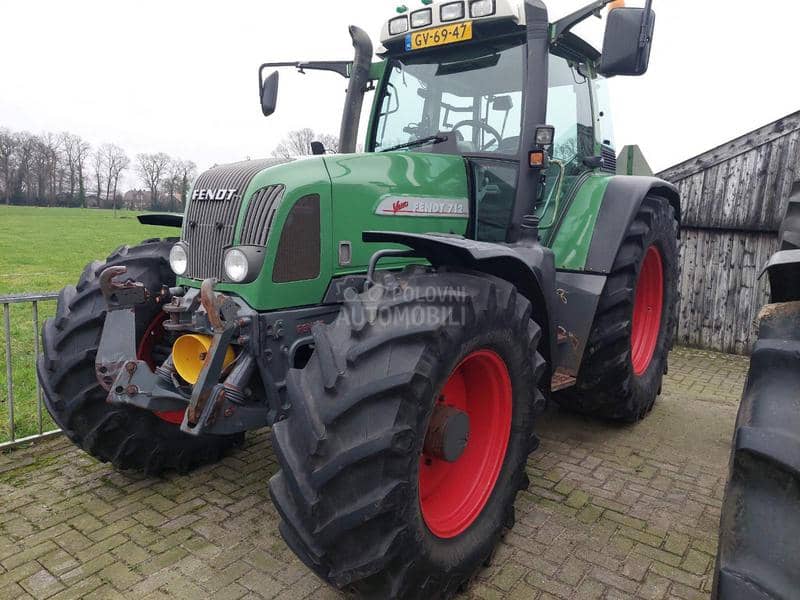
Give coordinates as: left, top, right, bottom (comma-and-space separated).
99, 266, 148, 310
200, 278, 239, 332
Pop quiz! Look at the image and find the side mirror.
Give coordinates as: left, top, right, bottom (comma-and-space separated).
260, 71, 279, 117
599, 7, 655, 77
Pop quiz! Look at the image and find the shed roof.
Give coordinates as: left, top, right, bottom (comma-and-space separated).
658, 110, 800, 183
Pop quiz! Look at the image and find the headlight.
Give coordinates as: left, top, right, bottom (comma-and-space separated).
222, 246, 266, 284
441, 2, 465, 22
470, 0, 495, 18
410, 8, 433, 28
169, 243, 188, 276
224, 248, 249, 283
535, 125, 555, 147
389, 16, 409, 35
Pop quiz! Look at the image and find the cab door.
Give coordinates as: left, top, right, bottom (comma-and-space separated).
537, 54, 596, 240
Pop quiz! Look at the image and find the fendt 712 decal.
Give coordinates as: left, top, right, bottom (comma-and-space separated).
376, 196, 468, 218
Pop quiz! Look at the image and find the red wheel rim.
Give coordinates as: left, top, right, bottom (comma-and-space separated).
631, 245, 664, 376
137, 313, 185, 425
419, 350, 512, 539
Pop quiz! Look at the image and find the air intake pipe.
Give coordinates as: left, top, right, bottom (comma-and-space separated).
339, 26, 373, 154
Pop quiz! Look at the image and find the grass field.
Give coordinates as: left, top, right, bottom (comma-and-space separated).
0, 205, 176, 444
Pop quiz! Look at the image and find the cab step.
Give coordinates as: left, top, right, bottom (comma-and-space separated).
551, 368, 577, 392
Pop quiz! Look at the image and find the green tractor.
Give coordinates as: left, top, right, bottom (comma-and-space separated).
38, 0, 679, 597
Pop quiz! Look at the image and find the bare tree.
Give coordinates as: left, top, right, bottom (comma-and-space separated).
92, 149, 105, 207
136, 152, 171, 210
14, 132, 37, 202
39, 132, 61, 205
100, 144, 130, 216
272, 128, 339, 159
60, 132, 90, 203
31, 137, 50, 204
0, 125, 202, 209
60, 133, 77, 199
161, 159, 180, 212
178, 160, 197, 209
160, 159, 197, 212
75, 138, 91, 207
0, 129, 16, 205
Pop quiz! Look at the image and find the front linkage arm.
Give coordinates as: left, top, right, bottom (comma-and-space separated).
96, 266, 194, 415
96, 266, 154, 391
181, 279, 249, 436
96, 269, 256, 436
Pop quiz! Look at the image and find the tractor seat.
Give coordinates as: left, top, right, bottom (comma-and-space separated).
498, 136, 520, 154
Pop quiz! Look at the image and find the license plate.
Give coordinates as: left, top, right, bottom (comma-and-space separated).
405, 22, 473, 51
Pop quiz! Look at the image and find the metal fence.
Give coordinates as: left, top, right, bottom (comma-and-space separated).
1, 292, 61, 449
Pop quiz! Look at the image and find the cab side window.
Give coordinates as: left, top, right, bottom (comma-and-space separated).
546, 55, 594, 174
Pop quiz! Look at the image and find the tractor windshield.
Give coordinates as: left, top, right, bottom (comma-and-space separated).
372, 40, 525, 156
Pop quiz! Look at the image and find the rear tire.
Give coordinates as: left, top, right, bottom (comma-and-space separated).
37, 239, 243, 476
713, 302, 800, 599
557, 195, 679, 422
269, 268, 546, 599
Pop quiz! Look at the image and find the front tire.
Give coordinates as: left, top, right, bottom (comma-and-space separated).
557, 195, 679, 422
37, 239, 243, 476
269, 269, 546, 599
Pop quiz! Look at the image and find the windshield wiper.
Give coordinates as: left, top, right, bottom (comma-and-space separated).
380, 135, 448, 153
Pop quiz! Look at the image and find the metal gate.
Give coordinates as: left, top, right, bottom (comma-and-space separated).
1, 292, 61, 449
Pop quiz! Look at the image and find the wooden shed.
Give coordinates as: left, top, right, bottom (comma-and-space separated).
658, 110, 800, 354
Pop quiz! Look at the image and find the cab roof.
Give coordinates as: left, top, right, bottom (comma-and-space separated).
380, 0, 526, 46
379, 0, 601, 64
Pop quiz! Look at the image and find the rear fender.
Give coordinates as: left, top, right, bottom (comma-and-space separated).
363, 231, 557, 368
585, 176, 680, 274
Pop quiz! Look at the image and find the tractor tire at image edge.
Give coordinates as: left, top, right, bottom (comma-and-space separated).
713, 302, 800, 599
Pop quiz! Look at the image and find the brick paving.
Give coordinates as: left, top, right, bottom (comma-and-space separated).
0, 347, 749, 600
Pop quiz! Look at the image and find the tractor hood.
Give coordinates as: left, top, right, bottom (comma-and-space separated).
177, 152, 469, 311
324, 152, 469, 271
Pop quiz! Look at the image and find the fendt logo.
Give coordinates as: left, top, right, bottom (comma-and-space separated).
192, 188, 238, 201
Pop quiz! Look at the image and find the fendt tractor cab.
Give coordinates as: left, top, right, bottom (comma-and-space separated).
39, 1, 680, 597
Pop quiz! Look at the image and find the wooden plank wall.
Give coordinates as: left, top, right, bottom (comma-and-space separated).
658, 111, 800, 354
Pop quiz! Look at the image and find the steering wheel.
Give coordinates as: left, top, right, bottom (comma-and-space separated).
450, 120, 503, 152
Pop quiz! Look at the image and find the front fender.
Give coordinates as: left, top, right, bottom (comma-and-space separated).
363, 231, 557, 368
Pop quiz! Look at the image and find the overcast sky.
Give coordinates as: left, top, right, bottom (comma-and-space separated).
1, 0, 798, 187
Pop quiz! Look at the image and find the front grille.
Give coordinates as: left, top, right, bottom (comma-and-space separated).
182, 158, 288, 280
601, 145, 618, 174
240, 185, 285, 246
273, 195, 321, 283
